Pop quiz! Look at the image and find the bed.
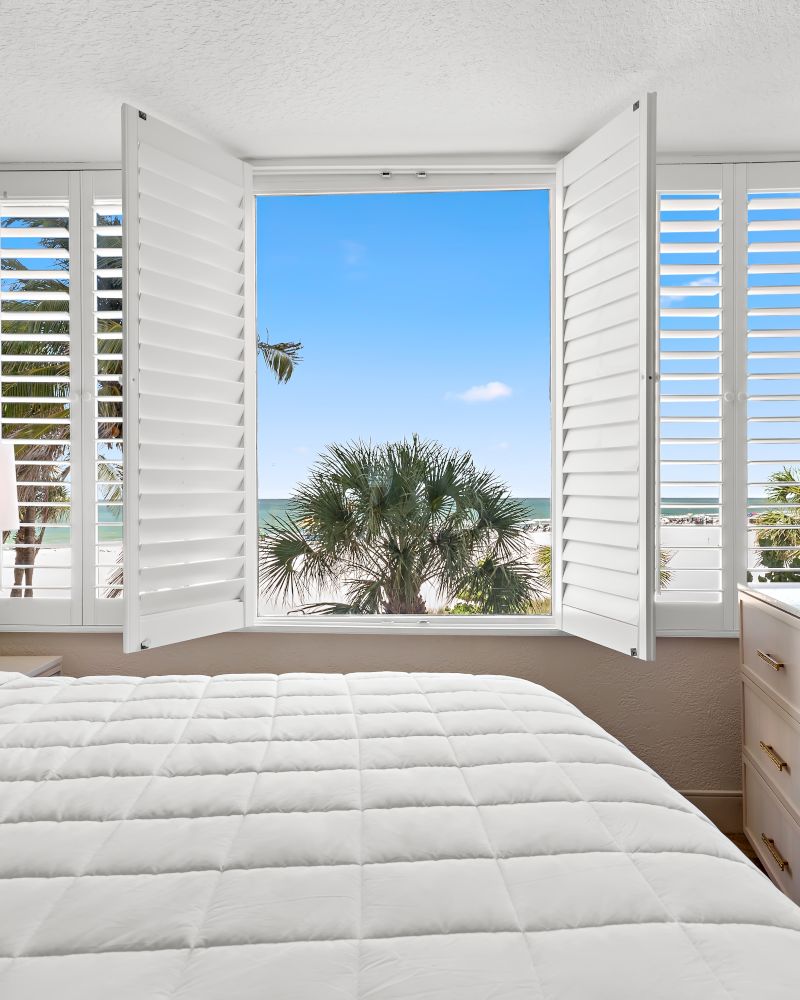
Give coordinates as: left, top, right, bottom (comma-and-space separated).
0, 670, 797, 999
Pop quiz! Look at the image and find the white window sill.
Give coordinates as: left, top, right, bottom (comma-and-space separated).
247, 616, 563, 637
0, 621, 739, 639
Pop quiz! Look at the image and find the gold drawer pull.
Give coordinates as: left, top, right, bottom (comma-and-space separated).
760, 741, 789, 771
762, 833, 790, 872
757, 649, 784, 671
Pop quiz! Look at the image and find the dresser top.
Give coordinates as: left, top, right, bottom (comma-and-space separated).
739, 583, 800, 621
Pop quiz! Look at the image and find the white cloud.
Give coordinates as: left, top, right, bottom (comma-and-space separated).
341, 240, 366, 267
449, 381, 513, 404
662, 274, 719, 304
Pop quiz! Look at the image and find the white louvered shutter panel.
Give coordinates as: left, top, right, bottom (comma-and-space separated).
122, 106, 255, 653
555, 94, 657, 660
89, 183, 125, 622
0, 175, 77, 624
655, 163, 732, 634
746, 164, 800, 586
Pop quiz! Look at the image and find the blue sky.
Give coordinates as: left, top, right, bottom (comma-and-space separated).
255, 189, 551, 498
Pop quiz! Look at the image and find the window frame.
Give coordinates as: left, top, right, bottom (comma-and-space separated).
0, 167, 123, 628
251, 165, 561, 634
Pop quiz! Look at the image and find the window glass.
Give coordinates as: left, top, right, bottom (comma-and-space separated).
256, 189, 552, 618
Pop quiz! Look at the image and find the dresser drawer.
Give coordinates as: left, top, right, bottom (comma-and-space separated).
741, 594, 800, 715
744, 759, 800, 903
743, 679, 800, 818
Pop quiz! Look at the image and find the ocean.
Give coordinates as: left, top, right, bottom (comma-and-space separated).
259, 497, 553, 526
15, 498, 724, 547
259, 497, 722, 526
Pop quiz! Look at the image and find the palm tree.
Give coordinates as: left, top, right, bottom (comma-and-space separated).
259, 436, 546, 615
751, 467, 800, 583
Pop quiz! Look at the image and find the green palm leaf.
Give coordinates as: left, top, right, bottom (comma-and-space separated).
259, 436, 547, 615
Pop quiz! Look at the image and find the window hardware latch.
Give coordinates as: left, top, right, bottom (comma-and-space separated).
630, 648, 637, 657
138, 110, 147, 121
140, 639, 150, 650
632, 100, 640, 112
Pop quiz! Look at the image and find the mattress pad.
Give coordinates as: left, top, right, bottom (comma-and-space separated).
0, 670, 797, 999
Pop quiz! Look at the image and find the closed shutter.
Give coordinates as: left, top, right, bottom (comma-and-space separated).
745, 165, 800, 586
0, 175, 78, 624
554, 94, 657, 659
655, 164, 733, 633
87, 177, 125, 622
122, 106, 255, 652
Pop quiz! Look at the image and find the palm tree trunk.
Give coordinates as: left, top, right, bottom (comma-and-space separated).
10, 519, 34, 598
382, 593, 427, 614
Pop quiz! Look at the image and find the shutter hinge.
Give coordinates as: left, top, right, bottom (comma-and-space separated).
632, 100, 640, 112
630, 647, 637, 657
138, 110, 147, 121
140, 639, 150, 650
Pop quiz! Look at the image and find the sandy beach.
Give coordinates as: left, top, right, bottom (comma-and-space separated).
1, 545, 122, 599
257, 524, 553, 616
2, 520, 773, 610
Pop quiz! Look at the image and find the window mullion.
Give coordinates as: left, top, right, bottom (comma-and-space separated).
67, 170, 85, 625
78, 171, 97, 624
730, 162, 749, 629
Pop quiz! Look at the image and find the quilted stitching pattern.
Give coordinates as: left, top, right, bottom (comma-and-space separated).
0, 670, 798, 999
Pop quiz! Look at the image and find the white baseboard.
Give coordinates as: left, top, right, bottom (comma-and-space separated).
682, 790, 743, 833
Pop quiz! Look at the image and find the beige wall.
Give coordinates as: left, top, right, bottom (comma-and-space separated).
0, 631, 741, 792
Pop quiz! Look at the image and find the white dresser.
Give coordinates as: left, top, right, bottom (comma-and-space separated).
740, 584, 800, 902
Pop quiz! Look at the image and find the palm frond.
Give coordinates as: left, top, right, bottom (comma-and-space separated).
257, 337, 303, 384
258, 437, 543, 615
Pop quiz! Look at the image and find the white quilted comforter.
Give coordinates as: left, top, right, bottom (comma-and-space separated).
0, 671, 798, 1000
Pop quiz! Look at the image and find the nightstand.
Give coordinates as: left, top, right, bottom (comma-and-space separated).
0, 655, 62, 677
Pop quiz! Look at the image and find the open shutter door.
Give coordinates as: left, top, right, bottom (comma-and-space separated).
555, 94, 657, 660
122, 106, 255, 652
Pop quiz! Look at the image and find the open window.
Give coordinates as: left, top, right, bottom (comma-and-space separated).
254, 184, 553, 624
121, 97, 656, 656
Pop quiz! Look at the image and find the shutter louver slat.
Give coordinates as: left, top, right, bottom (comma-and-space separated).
563, 219, 639, 276
563, 168, 639, 231
556, 94, 656, 659
123, 105, 254, 652
563, 195, 639, 255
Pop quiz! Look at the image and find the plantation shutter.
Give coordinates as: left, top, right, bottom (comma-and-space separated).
745, 163, 800, 587
554, 94, 657, 660
0, 173, 77, 624
654, 164, 732, 635
122, 106, 255, 653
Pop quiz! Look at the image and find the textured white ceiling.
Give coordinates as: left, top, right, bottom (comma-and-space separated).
1, 0, 799, 163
